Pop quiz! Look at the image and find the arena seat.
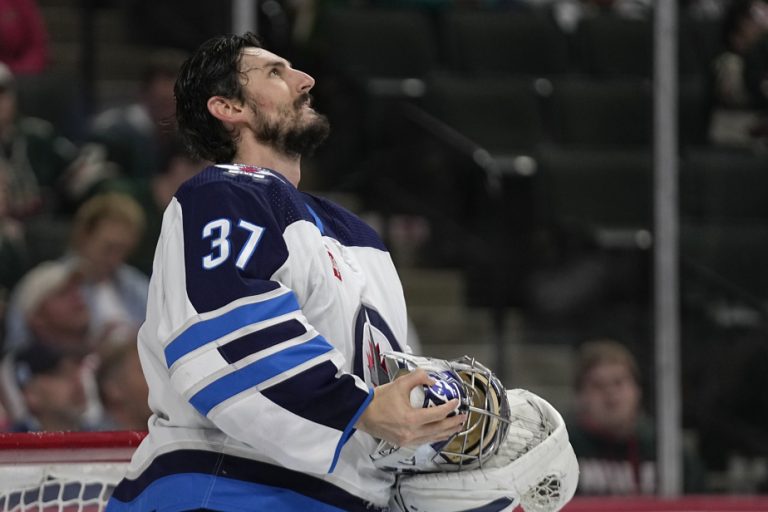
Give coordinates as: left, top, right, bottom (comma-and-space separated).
534, 146, 653, 232
424, 74, 546, 153
316, 7, 438, 80
440, 9, 572, 77
574, 15, 701, 78
545, 78, 653, 146
681, 148, 768, 222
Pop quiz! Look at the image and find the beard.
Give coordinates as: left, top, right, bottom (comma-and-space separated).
249, 94, 330, 158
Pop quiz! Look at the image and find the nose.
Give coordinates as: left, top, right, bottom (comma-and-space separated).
296, 69, 315, 93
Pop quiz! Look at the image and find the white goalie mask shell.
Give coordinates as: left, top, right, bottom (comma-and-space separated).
370, 351, 511, 473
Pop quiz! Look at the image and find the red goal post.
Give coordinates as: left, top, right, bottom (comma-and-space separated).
0, 431, 146, 512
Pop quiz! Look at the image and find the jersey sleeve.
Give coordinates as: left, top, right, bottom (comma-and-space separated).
158, 176, 372, 475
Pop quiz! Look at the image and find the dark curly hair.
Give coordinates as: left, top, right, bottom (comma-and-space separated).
174, 32, 262, 163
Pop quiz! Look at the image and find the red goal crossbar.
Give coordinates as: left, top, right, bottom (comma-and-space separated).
0, 431, 146, 464
2, 432, 767, 512
563, 496, 768, 511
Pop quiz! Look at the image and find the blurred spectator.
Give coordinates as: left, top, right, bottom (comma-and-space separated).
0, 169, 28, 331
67, 193, 148, 340
683, 0, 729, 20
528, 0, 652, 33
697, 332, 768, 491
126, 0, 292, 57
88, 49, 187, 180
0, 62, 78, 218
2, 343, 87, 431
6, 260, 92, 354
94, 341, 150, 431
56, 143, 122, 214
125, 0, 229, 53
710, 0, 768, 145
569, 339, 707, 494
714, 0, 768, 106
101, 140, 204, 275
4, 194, 148, 350
0, 0, 48, 74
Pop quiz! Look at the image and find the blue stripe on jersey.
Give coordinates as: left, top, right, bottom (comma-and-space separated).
329, 387, 373, 474
165, 291, 300, 367
106, 473, 347, 512
189, 335, 335, 416
108, 449, 385, 512
302, 194, 387, 250
305, 203, 325, 235
218, 318, 307, 364
262, 360, 370, 432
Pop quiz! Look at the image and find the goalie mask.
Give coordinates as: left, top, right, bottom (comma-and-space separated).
371, 351, 511, 473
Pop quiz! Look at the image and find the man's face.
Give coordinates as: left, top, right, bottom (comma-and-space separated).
24, 358, 87, 425
78, 219, 139, 281
577, 362, 641, 437
35, 277, 90, 338
237, 48, 330, 157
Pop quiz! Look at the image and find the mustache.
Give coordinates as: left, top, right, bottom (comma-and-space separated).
294, 93, 312, 110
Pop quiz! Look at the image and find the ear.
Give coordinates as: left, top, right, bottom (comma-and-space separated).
207, 96, 247, 126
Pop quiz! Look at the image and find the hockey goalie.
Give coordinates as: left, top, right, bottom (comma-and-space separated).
371, 351, 579, 512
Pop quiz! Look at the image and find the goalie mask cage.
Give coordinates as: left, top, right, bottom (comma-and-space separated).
0, 431, 146, 512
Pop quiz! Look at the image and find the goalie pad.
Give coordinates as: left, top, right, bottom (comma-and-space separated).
390, 389, 579, 512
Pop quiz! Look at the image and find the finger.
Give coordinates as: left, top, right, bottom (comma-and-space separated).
408, 415, 468, 446
397, 368, 436, 389
412, 398, 461, 424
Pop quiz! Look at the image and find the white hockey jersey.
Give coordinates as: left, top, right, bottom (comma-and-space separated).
107, 165, 410, 511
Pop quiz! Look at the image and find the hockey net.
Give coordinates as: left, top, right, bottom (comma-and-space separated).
0, 431, 145, 512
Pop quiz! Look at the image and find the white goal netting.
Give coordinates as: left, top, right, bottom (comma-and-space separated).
0, 464, 126, 512
0, 431, 144, 512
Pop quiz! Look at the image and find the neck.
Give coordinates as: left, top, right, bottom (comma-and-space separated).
581, 416, 636, 441
34, 327, 90, 354
233, 136, 301, 187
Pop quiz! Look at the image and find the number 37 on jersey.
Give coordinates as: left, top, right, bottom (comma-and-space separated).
202, 218, 265, 270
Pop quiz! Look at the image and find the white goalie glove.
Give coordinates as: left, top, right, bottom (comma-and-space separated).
372, 352, 578, 512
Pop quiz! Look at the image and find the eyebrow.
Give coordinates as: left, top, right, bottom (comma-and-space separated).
243, 59, 291, 73
262, 60, 291, 70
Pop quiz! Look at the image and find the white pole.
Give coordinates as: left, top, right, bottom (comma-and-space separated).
654, 0, 682, 497
232, 0, 258, 35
